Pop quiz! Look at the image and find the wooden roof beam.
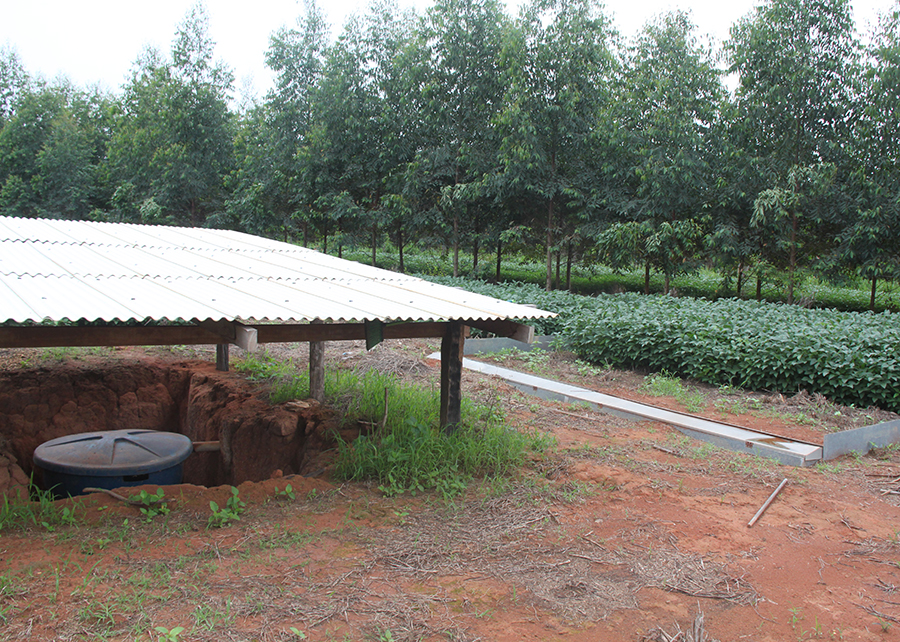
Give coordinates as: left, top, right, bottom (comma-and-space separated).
0, 321, 453, 349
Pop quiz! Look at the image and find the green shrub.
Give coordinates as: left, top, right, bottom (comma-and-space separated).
562, 294, 900, 412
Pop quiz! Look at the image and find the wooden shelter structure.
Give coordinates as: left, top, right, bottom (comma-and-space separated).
0, 217, 554, 429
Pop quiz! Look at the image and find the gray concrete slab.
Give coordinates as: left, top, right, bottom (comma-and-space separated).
823, 419, 900, 460
431, 350, 824, 467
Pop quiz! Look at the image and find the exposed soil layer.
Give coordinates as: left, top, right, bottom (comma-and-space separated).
1, 341, 899, 642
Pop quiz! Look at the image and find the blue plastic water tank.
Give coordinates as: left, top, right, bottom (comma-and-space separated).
33, 429, 193, 497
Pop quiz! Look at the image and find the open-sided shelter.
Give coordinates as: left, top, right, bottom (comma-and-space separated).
0, 216, 554, 429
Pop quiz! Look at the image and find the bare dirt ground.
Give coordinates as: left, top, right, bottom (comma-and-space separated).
2, 340, 900, 642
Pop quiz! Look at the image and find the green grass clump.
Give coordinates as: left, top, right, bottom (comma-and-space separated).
334, 415, 548, 499
0, 484, 83, 532
640, 371, 707, 413
235, 352, 551, 498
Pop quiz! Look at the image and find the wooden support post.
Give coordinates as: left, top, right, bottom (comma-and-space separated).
216, 344, 229, 371
440, 320, 465, 433
310, 319, 325, 403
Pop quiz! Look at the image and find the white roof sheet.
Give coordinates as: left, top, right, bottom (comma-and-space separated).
0, 217, 554, 326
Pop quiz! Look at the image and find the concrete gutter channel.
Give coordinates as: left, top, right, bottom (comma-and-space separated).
429, 337, 900, 467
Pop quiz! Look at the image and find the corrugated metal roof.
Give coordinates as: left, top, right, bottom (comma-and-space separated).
0, 216, 555, 326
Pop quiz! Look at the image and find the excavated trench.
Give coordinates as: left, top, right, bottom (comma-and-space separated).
0, 358, 340, 499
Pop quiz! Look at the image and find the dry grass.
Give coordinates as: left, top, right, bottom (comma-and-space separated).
641, 611, 719, 642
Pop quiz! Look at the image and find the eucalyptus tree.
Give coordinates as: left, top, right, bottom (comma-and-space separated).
0, 82, 65, 217
726, 0, 858, 303
831, 5, 900, 309
35, 108, 96, 219
212, 105, 285, 237
301, 1, 417, 263
600, 10, 722, 294
0, 79, 111, 220
409, 0, 508, 277
212, 1, 330, 240
109, 3, 234, 226
0, 45, 28, 125
262, 0, 330, 242
492, 0, 617, 290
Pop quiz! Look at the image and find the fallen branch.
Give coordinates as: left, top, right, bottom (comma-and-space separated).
82, 487, 171, 506
652, 445, 680, 457
748, 479, 788, 528
857, 603, 900, 624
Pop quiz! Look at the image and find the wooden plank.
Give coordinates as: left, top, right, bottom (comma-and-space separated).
0, 321, 453, 348
254, 323, 365, 343
440, 321, 465, 433
199, 319, 236, 340
255, 321, 450, 343
0, 325, 227, 348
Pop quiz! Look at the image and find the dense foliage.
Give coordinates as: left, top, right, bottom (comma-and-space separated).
435, 275, 900, 412
563, 294, 900, 412
1, 0, 899, 307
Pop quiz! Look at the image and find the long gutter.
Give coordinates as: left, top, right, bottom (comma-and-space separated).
429, 350, 823, 467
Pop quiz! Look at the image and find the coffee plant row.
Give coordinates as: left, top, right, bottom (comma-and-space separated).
434, 277, 900, 412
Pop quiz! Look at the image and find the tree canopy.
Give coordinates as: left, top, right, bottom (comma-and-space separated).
0, 0, 897, 305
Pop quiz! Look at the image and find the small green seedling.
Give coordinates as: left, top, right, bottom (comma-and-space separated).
289, 626, 307, 638
42, 505, 77, 531
154, 625, 185, 642
130, 488, 170, 522
208, 487, 245, 528
274, 484, 295, 501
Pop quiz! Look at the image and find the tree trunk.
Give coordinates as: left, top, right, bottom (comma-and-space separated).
664, 273, 671, 295
871, 275, 878, 311
756, 272, 762, 301
323, 227, 328, 254
644, 261, 651, 295
302, 220, 309, 247
566, 242, 573, 291
453, 213, 459, 278
788, 211, 797, 305
554, 251, 561, 291
545, 199, 554, 292
472, 237, 479, 274
496, 240, 502, 282
371, 223, 377, 267
397, 223, 405, 274
736, 258, 744, 298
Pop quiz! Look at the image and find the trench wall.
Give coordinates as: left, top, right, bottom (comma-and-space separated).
0, 359, 335, 500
